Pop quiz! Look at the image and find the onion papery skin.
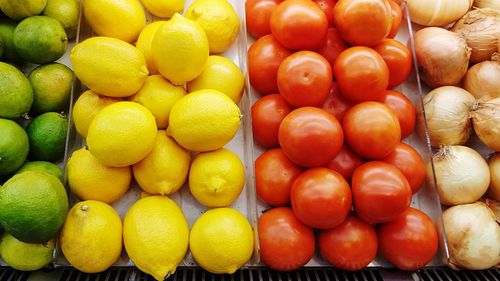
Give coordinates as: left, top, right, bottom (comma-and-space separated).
471, 97, 500, 151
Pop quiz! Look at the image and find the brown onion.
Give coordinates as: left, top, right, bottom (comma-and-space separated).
463, 59, 500, 98
474, 0, 500, 10
488, 153, 500, 201
408, 0, 473, 26
471, 97, 500, 151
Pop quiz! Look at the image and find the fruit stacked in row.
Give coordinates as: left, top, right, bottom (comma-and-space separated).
247, 0, 438, 271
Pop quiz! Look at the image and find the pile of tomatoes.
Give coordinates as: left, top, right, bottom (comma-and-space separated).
246, 0, 439, 272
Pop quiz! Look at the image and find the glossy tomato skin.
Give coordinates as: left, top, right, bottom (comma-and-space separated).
270, 0, 328, 50
246, 0, 283, 39
321, 82, 354, 124
352, 161, 412, 224
387, 0, 402, 38
373, 39, 412, 89
382, 142, 426, 194
291, 167, 352, 229
277, 51, 332, 108
248, 34, 294, 94
255, 148, 303, 206
258, 207, 316, 271
279, 107, 344, 167
252, 94, 293, 148
326, 145, 365, 181
378, 207, 439, 270
378, 90, 416, 139
318, 213, 378, 271
343, 101, 401, 159
317, 28, 349, 68
314, 0, 336, 27
334, 47, 389, 102
333, 0, 392, 46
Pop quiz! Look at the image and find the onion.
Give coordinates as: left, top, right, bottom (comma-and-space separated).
485, 198, 500, 223
443, 202, 500, 270
488, 153, 500, 200
421, 86, 475, 147
474, 0, 500, 10
451, 8, 500, 63
431, 145, 490, 206
471, 97, 500, 151
463, 60, 500, 98
408, 0, 473, 26
414, 27, 471, 88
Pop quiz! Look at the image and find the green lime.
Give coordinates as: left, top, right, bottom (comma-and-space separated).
13, 16, 67, 64
0, 0, 47, 20
0, 119, 29, 177
0, 233, 54, 271
0, 18, 22, 62
28, 63, 74, 114
0, 62, 33, 119
42, 0, 79, 40
15, 161, 63, 182
26, 112, 68, 162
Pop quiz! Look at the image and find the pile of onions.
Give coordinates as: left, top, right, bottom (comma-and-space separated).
414, 28, 471, 88
485, 198, 500, 223
488, 153, 500, 201
474, 0, 500, 11
422, 86, 475, 147
451, 8, 500, 63
463, 59, 500, 98
408, 0, 473, 26
443, 202, 500, 270
471, 97, 500, 151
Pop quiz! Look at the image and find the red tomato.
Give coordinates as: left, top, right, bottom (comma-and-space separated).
387, 0, 402, 38
333, 0, 392, 46
373, 39, 412, 89
378, 207, 439, 270
248, 34, 293, 95
255, 148, 303, 206
343, 102, 401, 159
252, 94, 293, 148
334, 47, 389, 102
245, 0, 283, 39
377, 90, 416, 139
382, 143, 426, 194
270, 0, 328, 50
318, 213, 378, 271
314, 0, 336, 27
351, 161, 412, 224
258, 207, 315, 271
321, 82, 354, 124
279, 107, 344, 167
291, 167, 352, 229
326, 145, 365, 181
317, 28, 349, 68
277, 51, 332, 108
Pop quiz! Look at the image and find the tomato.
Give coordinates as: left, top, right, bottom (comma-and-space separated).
351, 161, 412, 224
245, 0, 283, 39
326, 145, 365, 181
258, 207, 315, 271
373, 39, 412, 89
317, 28, 349, 69
342, 101, 401, 159
248, 34, 293, 95
291, 167, 352, 229
334, 47, 389, 102
333, 0, 392, 46
252, 94, 293, 148
270, 0, 328, 50
255, 148, 303, 206
314, 0, 336, 27
382, 143, 426, 194
277, 51, 332, 108
377, 90, 416, 139
321, 82, 354, 124
318, 213, 377, 271
378, 207, 439, 270
279, 107, 344, 167
387, 0, 402, 38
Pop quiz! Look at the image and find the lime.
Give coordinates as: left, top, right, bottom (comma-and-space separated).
0, 233, 54, 271
42, 0, 79, 39
0, 119, 29, 177
15, 161, 63, 182
0, 0, 47, 20
0, 62, 33, 119
0, 18, 21, 62
26, 112, 68, 162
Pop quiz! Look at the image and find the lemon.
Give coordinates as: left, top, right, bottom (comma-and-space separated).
132, 131, 190, 196
70, 36, 149, 98
0, 0, 47, 20
0, 233, 54, 271
135, 21, 166, 75
167, 89, 241, 151
82, 0, 145, 43
189, 148, 244, 207
123, 196, 189, 281
128, 75, 186, 129
87, 101, 157, 167
72, 90, 121, 138
60, 200, 122, 273
189, 208, 253, 274
152, 13, 209, 85
141, 0, 184, 18
185, 0, 239, 54
67, 147, 131, 204
187, 55, 244, 103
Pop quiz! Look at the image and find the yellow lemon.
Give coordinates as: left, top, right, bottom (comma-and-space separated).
132, 131, 190, 195
72, 90, 121, 138
87, 101, 157, 167
185, 0, 239, 54
152, 13, 209, 85
123, 196, 189, 281
135, 21, 166, 75
140, 0, 184, 18
187, 55, 244, 103
70, 36, 149, 98
82, 0, 145, 42
67, 147, 131, 204
60, 200, 122, 273
167, 89, 241, 151
189, 148, 244, 207
189, 208, 253, 274
128, 75, 186, 129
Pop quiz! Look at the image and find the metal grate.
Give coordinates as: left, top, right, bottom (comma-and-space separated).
0, 269, 29, 281
414, 268, 500, 281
